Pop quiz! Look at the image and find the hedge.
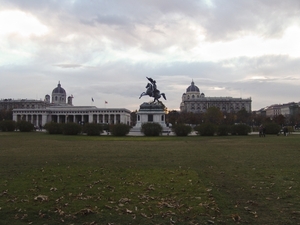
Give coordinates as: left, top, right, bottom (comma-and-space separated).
84, 123, 103, 136
0, 120, 16, 132
63, 123, 82, 135
194, 123, 217, 136
172, 124, 192, 136
141, 123, 163, 136
264, 123, 281, 135
16, 121, 34, 132
44, 122, 63, 134
110, 123, 131, 136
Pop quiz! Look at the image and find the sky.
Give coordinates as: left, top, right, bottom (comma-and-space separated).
1, 0, 300, 111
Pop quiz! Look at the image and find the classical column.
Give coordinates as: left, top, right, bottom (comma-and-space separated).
42, 114, 48, 126
13, 113, 17, 122
88, 113, 93, 123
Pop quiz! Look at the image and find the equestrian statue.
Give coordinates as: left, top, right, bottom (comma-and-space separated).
139, 77, 166, 103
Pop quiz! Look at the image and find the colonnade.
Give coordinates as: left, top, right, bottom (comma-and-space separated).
12, 107, 131, 126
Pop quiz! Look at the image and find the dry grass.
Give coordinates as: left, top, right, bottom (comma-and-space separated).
0, 132, 300, 224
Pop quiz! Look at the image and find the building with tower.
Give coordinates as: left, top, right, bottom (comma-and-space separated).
180, 81, 252, 113
12, 82, 131, 126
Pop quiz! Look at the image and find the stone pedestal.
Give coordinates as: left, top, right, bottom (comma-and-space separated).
132, 102, 168, 132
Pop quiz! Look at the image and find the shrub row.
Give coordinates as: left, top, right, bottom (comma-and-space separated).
110, 123, 131, 136
172, 124, 192, 136
194, 123, 251, 136
141, 123, 163, 136
0, 120, 282, 137
0, 120, 16, 132
140, 123, 251, 136
0, 120, 35, 132
263, 123, 281, 135
44, 122, 131, 136
107, 122, 279, 137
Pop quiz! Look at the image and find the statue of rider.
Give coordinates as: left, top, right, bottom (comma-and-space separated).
146, 77, 158, 97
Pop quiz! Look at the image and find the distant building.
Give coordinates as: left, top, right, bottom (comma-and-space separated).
266, 104, 282, 117
0, 82, 72, 111
180, 81, 252, 113
12, 82, 131, 126
0, 98, 50, 111
258, 102, 300, 118
254, 107, 267, 117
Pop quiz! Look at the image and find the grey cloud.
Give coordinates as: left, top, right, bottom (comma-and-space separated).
203, 0, 300, 41
54, 63, 83, 68
5, 0, 300, 43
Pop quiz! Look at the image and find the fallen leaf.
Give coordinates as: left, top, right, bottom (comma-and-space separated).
34, 195, 48, 202
50, 187, 57, 191
232, 214, 241, 222
76, 208, 94, 215
119, 198, 131, 203
125, 208, 133, 214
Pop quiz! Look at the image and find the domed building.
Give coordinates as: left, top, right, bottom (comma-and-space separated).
180, 81, 251, 113
186, 81, 200, 93
51, 81, 67, 104
12, 82, 131, 126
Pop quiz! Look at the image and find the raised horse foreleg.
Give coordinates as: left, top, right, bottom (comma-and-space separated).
139, 92, 146, 99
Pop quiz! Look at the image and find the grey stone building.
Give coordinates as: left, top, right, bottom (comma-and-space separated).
0, 99, 50, 111
180, 81, 252, 113
0, 82, 72, 111
12, 82, 131, 126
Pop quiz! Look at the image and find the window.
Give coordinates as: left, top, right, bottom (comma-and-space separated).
148, 114, 153, 122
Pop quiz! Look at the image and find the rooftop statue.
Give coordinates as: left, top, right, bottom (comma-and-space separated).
139, 77, 166, 103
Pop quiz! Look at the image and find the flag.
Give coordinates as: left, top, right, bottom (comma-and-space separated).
92, 98, 94, 102
105, 101, 108, 104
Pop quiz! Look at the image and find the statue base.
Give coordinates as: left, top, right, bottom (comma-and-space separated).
131, 102, 168, 132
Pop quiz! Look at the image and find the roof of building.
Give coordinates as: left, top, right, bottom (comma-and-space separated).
186, 81, 200, 93
52, 82, 66, 94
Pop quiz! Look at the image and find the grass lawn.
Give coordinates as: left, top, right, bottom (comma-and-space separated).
0, 132, 300, 224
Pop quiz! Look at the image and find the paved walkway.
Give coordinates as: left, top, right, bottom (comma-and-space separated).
36, 129, 299, 136
128, 131, 300, 136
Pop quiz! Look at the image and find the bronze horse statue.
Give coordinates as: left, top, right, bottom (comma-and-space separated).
139, 82, 166, 103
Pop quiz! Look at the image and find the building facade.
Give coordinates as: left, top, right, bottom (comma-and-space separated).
180, 81, 252, 113
258, 102, 300, 118
12, 82, 131, 126
0, 99, 51, 110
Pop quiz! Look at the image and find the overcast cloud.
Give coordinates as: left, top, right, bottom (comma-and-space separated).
1, 0, 300, 111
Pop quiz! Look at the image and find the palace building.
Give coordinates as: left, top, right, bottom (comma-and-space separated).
180, 81, 252, 113
12, 82, 131, 126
